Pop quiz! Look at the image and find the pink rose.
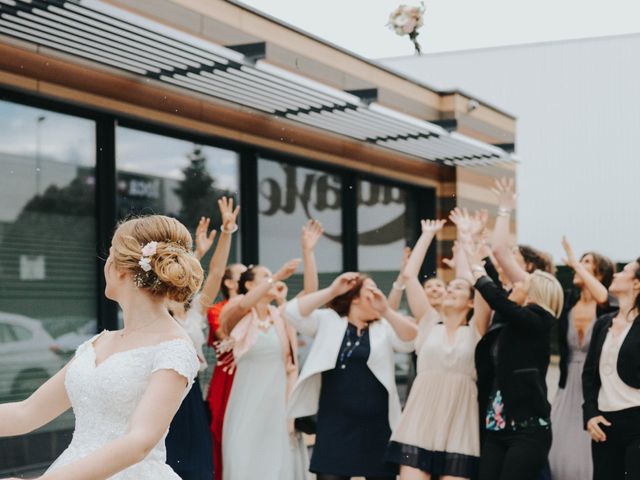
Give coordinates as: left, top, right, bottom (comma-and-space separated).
141, 241, 158, 257
403, 18, 417, 33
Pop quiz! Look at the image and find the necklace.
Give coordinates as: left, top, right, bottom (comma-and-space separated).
338, 325, 366, 370
257, 313, 273, 330
118, 319, 157, 338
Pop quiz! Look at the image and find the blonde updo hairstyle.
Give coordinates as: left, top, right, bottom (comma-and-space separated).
527, 270, 564, 318
111, 215, 203, 303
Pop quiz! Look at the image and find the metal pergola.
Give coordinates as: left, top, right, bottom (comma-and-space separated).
0, 0, 515, 165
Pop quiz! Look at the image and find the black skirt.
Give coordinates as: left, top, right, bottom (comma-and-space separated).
166, 378, 214, 480
310, 324, 398, 477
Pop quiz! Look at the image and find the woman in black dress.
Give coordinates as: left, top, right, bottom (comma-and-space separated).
473, 178, 564, 480
583, 257, 640, 480
284, 272, 418, 480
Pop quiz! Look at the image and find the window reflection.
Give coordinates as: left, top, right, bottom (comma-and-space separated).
357, 179, 412, 397
0, 99, 96, 470
115, 127, 241, 386
258, 158, 343, 291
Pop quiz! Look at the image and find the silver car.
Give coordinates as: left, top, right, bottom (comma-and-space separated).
0, 312, 66, 403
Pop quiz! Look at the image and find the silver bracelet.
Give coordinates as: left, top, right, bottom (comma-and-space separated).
497, 207, 512, 217
392, 281, 406, 291
221, 224, 239, 234
472, 265, 486, 274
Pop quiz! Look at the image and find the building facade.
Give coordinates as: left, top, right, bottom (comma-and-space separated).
383, 33, 640, 262
0, 0, 516, 473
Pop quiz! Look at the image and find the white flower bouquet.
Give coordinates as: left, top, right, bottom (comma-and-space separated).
387, 2, 426, 54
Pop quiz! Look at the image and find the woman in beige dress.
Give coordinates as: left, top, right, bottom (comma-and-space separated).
387, 213, 491, 480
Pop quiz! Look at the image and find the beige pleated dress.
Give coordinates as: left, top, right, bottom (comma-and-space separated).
387, 318, 481, 478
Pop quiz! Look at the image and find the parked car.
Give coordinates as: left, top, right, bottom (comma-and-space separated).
0, 312, 66, 403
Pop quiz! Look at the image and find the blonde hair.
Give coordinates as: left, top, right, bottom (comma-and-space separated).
112, 215, 203, 303
528, 270, 564, 318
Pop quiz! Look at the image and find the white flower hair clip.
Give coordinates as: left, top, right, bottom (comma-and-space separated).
139, 241, 158, 272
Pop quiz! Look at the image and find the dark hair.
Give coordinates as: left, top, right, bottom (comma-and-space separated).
237, 265, 261, 295
327, 274, 370, 317
581, 252, 615, 289
221, 264, 244, 300
634, 258, 640, 314
519, 245, 554, 274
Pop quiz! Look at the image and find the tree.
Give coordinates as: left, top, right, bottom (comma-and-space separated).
173, 146, 217, 228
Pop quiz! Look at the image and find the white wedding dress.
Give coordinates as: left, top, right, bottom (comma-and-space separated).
46, 332, 199, 479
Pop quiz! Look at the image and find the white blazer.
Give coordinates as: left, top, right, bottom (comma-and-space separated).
283, 298, 414, 430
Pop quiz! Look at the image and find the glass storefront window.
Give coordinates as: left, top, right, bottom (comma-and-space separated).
0, 99, 96, 472
115, 127, 241, 386
258, 158, 342, 293
357, 179, 411, 291
357, 179, 413, 397
258, 158, 343, 368
116, 126, 240, 273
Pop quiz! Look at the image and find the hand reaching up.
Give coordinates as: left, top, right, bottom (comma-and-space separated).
561, 236, 578, 269
301, 219, 324, 252
421, 219, 446, 235
219, 196, 240, 233
330, 272, 360, 296
194, 216, 216, 260
367, 286, 389, 316
273, 259, 301, 282
491, 177, 517, 211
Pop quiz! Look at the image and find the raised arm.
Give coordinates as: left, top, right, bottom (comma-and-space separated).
472, 273, 549, 331
39, 369, 190, 480
198, 197, 240, 314
490, 177, 528, 284
220, 259, 300, 335
296, 272, 360, 316
562, 236, 609, 304
459, 237, 493, 337
301, 219, 324, 295
387, 246, 411, 310
401, 219, 446, 320
194, 216, 216, 262
0, 363, 71, 438
368, 286, 417, 342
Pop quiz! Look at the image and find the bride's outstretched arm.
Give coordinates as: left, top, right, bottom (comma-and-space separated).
0, 363, 71, 437
38, 369, 189, 480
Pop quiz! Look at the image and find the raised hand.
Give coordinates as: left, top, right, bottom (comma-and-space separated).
367, 286, 389, 316
449, 207, 474, 236
219, 196, 240, 233
471, 209, 489, 241
273, 258, 301, 282
561, 235, 578, 269
194, 216, 216, 260
421, 218, 447, 235
491, 177, 517, 211
301, 219, 324, 252
330, 272, 360, 296
273, 280, 289, 304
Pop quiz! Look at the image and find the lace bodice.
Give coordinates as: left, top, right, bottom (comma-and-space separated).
46, 333, 199, 479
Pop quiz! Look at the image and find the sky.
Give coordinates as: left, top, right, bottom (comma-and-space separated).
237, 0, 640, 262
238, 0, 640, 58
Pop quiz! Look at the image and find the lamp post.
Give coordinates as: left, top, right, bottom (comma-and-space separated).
35, 115, 46, 195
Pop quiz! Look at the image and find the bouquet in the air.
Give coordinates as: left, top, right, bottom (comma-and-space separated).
387, 2, 426, 54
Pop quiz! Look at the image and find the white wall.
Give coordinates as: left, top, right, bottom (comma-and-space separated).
382, 34, 640, 263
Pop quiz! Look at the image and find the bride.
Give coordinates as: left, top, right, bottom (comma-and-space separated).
0, 215, 204, 479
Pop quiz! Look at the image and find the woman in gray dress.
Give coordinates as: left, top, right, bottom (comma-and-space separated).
549, 237, 616, 480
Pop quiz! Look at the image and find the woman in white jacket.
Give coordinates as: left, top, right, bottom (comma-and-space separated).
284, 272, 417, 480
